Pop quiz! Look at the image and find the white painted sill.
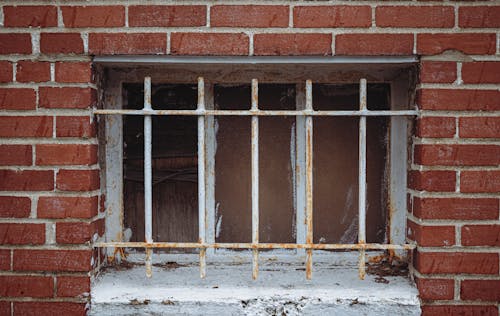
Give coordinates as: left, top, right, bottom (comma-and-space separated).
90, 252, 420, 315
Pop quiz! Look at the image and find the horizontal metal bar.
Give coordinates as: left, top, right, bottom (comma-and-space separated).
93, 55, 418, 65
94, 242, 416, 250
94, 109, 418, 116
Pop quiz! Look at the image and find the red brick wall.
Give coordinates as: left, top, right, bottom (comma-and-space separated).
0, 2, 498, 315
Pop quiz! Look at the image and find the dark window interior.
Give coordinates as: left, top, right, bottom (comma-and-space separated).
123, 83, 390, 249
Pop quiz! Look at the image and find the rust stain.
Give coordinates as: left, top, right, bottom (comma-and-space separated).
95, 241, 415, 250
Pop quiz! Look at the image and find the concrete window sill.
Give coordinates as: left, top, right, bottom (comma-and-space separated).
90, 253, 420, 315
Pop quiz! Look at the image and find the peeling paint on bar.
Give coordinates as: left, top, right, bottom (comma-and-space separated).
358, 78, 367, 280
143, 76, 153, 278
94, 109, 418, 116
251, 79, 259, 280
305, 79, 313, 280
94, 242, 416, 250
197, 77, 207, 279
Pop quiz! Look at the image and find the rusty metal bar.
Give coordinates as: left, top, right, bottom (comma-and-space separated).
197, 77, 207, 279
93, 55, 418, 65
305, 80, 313, 280
143, 77, 153, 278
94, 109, 417, 117
251, 79, 259, 280
94, 242, 416, 250
358, 79, 367, 280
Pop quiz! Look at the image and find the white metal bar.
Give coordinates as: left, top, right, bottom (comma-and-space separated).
305, 80, 313, 280
93, 55, 418, 65
251, 79, 259, 280
95, 242, 416, 250
143, 77, 153, 278
204, 83, 216, 256
197, 77, 206, 279
94, 109, 418, 117
358, 79, 367, 280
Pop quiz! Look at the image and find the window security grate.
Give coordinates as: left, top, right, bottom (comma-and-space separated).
94, 77, 417, 280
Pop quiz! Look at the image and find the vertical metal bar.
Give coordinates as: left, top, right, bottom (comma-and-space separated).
204, 83, 216, 256
358, 78, 367, 280
305, 80, 313, 280
197, 77, 207, 279
143, 77, 153, 278
251, 79, 259, 280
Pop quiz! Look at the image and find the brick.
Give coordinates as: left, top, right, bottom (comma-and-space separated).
461, 280, 500, 301
0, 301, 10, 315
57, 276, 90, 297
421, 305, 498, 316
129, 5, 206, 27
416, 252, 498, 274
420, 61, 456, 83
0, 88, 36, 110
0, 223, 45, 245
89, 33, 166, 55
414, 144, 500, 166
0, 196, 31, 218
462, 62, 500, 84
16, 61, 50, 83
407, 221, 455, 247
56, 219, 103, 244
0, 61, 13, 82
14, 249, 92, 272
37, 196, 98, 219
212, 5, 288, 27
14, 302, 86, 316
459, 6, 500, 28
57, 169, 99, 191
55, 62, 92, 83
461, 171, 500, 193
3, 6, 57, 27
0, 116, 52, 138
293, 6, 371, 28
415, 278, 454, 300
459, 117, 500, 138
0, 250, 10, 270
0, 275, 53, 298
36, 144, 97, 166
416, 117, 455, 138
417, 33, 496, 55
254, 33, 331, 56
408, 170, 456, 192
0, 170, 54, 191
62, 6, 124, 27
413, 197, 498, 220
56, 116, 96, 138
419, 89, 500, 111
39, 87, 95, 109
376, 6, 454, 28
336, 34, 413, 55
171, 33, 248, 56
40, 33, 83, 54
0, 145, 32, 166
462, 225, 500, 247
0, 34, 32, 54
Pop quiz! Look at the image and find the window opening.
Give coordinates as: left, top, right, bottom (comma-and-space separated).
95, 65, 417, 281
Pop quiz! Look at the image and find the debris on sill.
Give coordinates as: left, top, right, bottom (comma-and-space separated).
91, 253, 420, 315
